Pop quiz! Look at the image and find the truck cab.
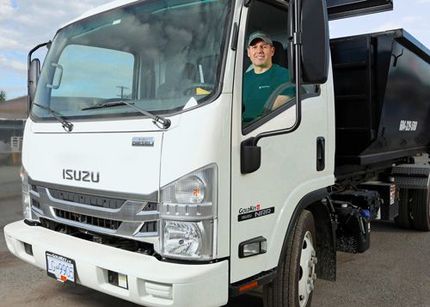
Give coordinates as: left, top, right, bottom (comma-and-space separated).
6, 0, 430, 306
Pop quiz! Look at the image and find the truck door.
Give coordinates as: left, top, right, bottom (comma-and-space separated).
230, 0, 335, 283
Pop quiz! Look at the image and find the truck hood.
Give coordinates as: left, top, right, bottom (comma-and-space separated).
22, 119, 163, 198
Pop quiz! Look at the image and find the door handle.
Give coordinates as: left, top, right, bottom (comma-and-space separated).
317, 137, 325, 171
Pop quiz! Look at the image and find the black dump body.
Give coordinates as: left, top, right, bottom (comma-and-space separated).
331, 29, 430, 176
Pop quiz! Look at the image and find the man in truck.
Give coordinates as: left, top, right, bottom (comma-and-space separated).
242, 31, 295, 123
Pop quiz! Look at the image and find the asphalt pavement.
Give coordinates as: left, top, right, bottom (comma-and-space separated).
1, 164, 430, 306
0, 164, 21, 199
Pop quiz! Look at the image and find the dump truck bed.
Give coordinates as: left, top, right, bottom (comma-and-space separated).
331, 29, 430, 175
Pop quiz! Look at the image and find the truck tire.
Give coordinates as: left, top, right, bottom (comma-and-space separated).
263, 210, 317, 307
410, 189, 430, 231
394, 188, 412, 229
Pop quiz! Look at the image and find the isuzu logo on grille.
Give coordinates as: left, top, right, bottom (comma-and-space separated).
62, 169, 100, 183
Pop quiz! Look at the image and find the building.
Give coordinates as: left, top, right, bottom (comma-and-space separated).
0, 96, 27, 120
0, 96, 27, 160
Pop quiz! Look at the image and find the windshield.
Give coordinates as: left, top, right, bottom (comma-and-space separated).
33, 0, 233, 120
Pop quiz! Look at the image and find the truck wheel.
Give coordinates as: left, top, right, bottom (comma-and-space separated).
410, 189, 430, 231
394, 188, 412, 229
263, 210, 317, 307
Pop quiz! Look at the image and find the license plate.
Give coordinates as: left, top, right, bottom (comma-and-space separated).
46, 252, 76, 284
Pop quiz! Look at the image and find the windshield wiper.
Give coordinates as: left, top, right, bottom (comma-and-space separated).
33, 103, 74, 132
82, 100, 171, 129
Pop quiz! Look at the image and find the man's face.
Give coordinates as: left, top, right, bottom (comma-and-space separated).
247, 39, 275, 69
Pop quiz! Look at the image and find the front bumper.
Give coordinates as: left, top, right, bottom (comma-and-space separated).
4, 220, 228, 307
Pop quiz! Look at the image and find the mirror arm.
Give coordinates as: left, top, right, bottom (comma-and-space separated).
251, 0, 302, 147
27, 41, 51, 110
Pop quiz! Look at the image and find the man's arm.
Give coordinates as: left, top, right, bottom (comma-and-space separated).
271, 94, 291, 110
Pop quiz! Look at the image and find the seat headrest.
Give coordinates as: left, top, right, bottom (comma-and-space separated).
272, 41, 287, 67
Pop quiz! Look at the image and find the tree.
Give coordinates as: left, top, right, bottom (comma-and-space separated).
0, 90, 6, 103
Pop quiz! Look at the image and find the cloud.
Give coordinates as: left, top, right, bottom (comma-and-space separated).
0, 0, 111, 51
0, 55, 26, 73
0, 0, 14, 20
0, 0, 111, 98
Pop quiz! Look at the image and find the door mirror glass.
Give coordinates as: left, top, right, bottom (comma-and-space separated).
300, 0, 329, 84
29, 58, 41, 104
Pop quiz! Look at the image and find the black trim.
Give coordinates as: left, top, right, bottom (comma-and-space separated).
160, 256, 230, 266
28, 41, 51, 111
238, 236, 267, 258
229, 269, 277, 297
327, 0, 393, 20
317, 136, 325, 171
240, 138, 261, 174
393, 29, 430, 65
308, 197, 337, 281
258, 0, 289, 10
231, 23, 239, 51
24, 219, 41, 227
30, 0, 236, 124
337, 146, 430, 166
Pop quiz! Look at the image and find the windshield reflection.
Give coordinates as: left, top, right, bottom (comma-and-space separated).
33, 0, 232, 120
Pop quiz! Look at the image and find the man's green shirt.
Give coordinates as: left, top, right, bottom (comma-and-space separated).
243, 64, 295, 122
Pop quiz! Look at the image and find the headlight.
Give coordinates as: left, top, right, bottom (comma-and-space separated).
162, 220, 213, 259
20, 167, 31, 220
160, 165, 217, 260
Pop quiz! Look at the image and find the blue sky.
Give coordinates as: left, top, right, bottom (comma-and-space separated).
0, 0, 430, 100
0, 0, 109, 100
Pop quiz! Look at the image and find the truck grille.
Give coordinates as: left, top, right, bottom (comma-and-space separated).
48, 188, 125, 210
54, 209, 122, 230
30, 183, 160, 240
139, 221, 158, 233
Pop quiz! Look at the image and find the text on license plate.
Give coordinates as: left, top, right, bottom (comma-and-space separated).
46, 252, 76, 284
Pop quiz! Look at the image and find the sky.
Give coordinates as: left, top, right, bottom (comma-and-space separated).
0, 0, 430, 100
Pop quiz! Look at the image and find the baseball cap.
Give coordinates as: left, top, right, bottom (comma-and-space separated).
247, 31, 273, 47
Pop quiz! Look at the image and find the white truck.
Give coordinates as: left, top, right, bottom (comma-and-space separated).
5, 0, 430, 306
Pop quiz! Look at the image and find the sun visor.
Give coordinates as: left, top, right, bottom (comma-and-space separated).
327, 0, 393, 20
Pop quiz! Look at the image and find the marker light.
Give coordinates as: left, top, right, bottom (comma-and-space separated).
174, 175, 205, 204
20, 167, 31, 220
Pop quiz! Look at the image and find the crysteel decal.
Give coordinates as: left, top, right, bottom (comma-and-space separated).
238, 204, 275, 222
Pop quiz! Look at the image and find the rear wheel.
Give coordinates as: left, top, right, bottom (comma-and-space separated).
263, 210, 317, 307
410, 189, 430, 231
394, 188, 412, 229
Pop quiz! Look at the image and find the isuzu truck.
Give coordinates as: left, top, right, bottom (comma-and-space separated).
5, 0, 430, 306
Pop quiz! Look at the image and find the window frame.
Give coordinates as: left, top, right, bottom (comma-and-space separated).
241, 0, 321, 135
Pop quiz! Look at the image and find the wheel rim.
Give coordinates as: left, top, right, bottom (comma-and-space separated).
298, 231, 317, 307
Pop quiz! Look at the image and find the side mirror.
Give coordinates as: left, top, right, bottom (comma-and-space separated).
241, 139, 261, 174
300, 0, 329, 84
27, 41, 51, 114
28, 58, 40, 104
